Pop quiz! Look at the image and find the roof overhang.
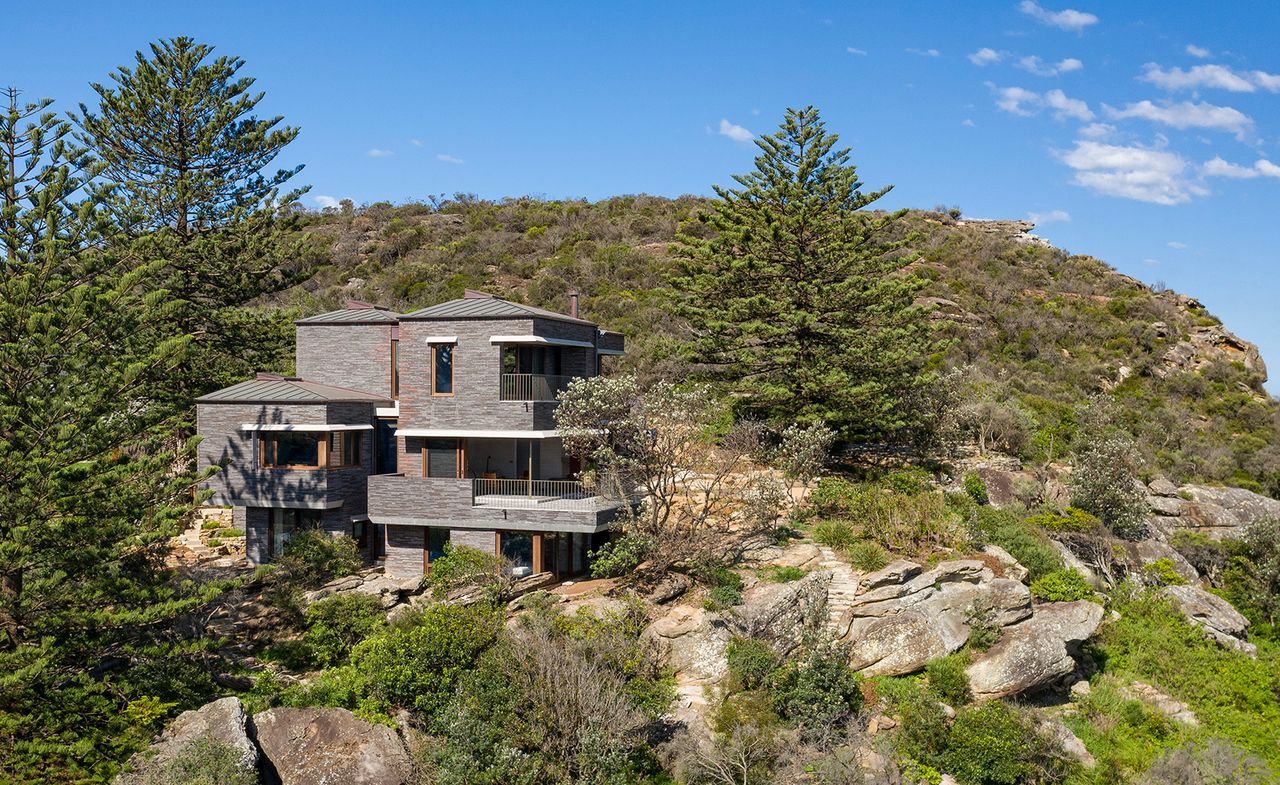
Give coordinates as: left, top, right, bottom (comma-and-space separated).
596, 348, 626, 356
490, 335, 595, 349
423, 335, 457, 344
395, 428, 561, 439
240, 423, 374, 432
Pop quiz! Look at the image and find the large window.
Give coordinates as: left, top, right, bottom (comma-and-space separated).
390, 338, 400, 398
424, 438, 461, 478
327, 431, 362, 468
432, 343, 454, 395
499, 532, 534, 577
375, 419, 398, 474
267, 508, 320, 558
260, 432, 321, 469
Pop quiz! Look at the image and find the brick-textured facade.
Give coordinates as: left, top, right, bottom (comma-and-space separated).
296, 323, 396, 399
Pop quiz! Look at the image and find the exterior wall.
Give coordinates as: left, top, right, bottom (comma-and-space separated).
232, 505, 247, 533
295, 323, 396, 398
245, 506, 269, 564
385, 524, 422, 577
451, 528, 496, 552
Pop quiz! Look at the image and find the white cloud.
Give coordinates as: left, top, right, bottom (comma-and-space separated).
1185, 44, 1212, 59
1140, 63, 1255, 92
1252, 70, 1280, 91
1079, 122, 1117, 139
1167, 241, 1188, 249
718, 119, 754, 143
313, 195, 341, 209
1202, 157, 1280, 179
847, 46, 868, 55
1017, 55, 1083, 76
1058, 140, 1207, 205
962, 118, 977, 127
906, 47, 941, 57
436, 153, 464, 164
1045, 88, 1094, 120
1106, 100, 1253, 138
1256, 159, 1280, 177
410, 138, 423, 147
1029, 209, 1072, 224
1019, 1, 1099, 32
992, 85, 1042, 116
367, 148, 393, 158
968, 47, 1004, 66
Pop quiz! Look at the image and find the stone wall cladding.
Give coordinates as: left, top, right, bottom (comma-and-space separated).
366, 475, 619, 534
451, 528, 496, 552
245, 507, 269, 564
385, 524, 422, 576
295, 323, 394, 398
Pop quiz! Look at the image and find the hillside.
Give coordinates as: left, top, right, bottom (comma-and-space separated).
270, 197, 1280, 496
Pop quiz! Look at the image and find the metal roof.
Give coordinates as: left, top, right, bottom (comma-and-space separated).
295, 307, 401, 325
400, 296, 595, 325
196, 378, 393, 404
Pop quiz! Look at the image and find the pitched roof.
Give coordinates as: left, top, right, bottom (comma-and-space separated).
400, 295, 594, 325
295, 306, 401, 325
196, 378, 392, 404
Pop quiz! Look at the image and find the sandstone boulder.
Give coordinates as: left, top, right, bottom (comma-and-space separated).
1182, 485, 1280, 527
646, 571, 693, 604
966, 600, 1104, 700
976, 467, 1038, 508
117, 697, 256, 783
1162, 584, 1256, 656
252, 707, 412, 785
641, 605, 730, 683
1148, 478, 1179, 497
729, 570, 830, 655
1129, 540, 1199, 585
772, 542, 825, 570
1038, 718, 1094, 768
979, 544, 1029, 583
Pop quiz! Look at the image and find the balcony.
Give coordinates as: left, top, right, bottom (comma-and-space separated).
471, 478, 622, 511
367, 474, 635, 528
499, 373, 575, 402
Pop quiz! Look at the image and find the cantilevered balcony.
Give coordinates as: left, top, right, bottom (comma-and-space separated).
498, 373, 575, 402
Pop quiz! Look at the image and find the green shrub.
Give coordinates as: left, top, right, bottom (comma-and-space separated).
963, 472, 989, 506
964, 599, 1002, 652
703, 585, 743, 611
588, 532, 654, 578
941, 702, 1063, 785
760, 565, 807, 583
925, 653, 972, 706
206, 538, 222, 547
808, 477, 863, 515
1030, 569, 1096, 602
200, 519, 221, 531
845, 540, 890, 572
1024, 506, 1104, 534
714, 689, 779, 733
727, 636, 781, 691
426, 543, 506, 599
1143, 558, 1188, 587
769, 642, 862, 734
1169, 530, 1229, 583
885, 467, 933, 495
814, 518, 857, 550
897, 688, 951, 763
304, 593, 387, 667
968, 506, 1064, 581
275, 530, 363, 587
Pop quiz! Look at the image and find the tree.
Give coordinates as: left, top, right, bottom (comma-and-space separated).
1070, 397, 1147, 539
76, 37, 309, 401
670, 106, 935, 441
0, 88, 228, 781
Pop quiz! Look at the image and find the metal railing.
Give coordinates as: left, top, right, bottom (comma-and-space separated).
472, 477, 615, 511
499, 373, 575, 401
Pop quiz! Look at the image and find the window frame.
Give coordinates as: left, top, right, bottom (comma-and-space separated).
390, 338, 400, 399
431, 343, 455, 397
327, 431, 363, 469
259, 432, 324, 470
422, 438, 465, 479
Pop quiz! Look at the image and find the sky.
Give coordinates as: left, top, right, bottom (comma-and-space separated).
8, 0, 1280, 389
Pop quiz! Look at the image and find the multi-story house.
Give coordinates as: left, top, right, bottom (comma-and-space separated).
195, 291, 628, 578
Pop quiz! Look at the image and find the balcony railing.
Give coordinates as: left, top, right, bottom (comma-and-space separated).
499, 373, 575, 401
472, 478, 622, 511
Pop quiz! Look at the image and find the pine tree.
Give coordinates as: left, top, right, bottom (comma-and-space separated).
76, 37, 310, 401
0, 88, 227, 782
670, 106, 935, 440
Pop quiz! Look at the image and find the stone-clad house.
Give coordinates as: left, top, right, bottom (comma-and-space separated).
196, 291, 628, 578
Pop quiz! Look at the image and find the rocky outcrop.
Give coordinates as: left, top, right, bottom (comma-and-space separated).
1162, 584, 1256, 656
1038, 718, 1095, 768
252, 707, 412, 785
729, 570, 830, 655
1127, 540, 1198, 585
1156, 325, 1267, 383
641, 605, 730, 683
979, 544, 1030, 583
117, 697, 257, 783
966, 600, 1104, 700
1124, 682, 1198, 726
1144, 481, 1280, 540
837, 559, 1032, 676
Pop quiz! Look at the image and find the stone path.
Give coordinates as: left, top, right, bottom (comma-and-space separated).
817, 545, 861, 634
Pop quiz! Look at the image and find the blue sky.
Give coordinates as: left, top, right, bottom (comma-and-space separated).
10, 1, 1280, 388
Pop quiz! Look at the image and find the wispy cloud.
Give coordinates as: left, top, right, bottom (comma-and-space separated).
1016, 55, 1083, 76
847, 46, 867, 55
1167, 241, 1188, 249
1185, 44, 1212, 59
718, 118, 754, 143
1078, 122, 1117, 139
1140, 63, 1256, 92
367, 148, 394, 158
1202, 156, 1280, 179
1105, 100, 1253, 138
989, 83, 1093, 120
313, 195, 341, 209
992, 85, 1042, 116
962, 118, 977, 127
1019, 0, 1099, 32
436, 153, 464, 165
906, 47, 941, 57
1044, 88, 1094, 120
1029, 209, 1072, 224
968, 47, 1004, 66
410, 138, 424, 147
1058, 140, 1206, 205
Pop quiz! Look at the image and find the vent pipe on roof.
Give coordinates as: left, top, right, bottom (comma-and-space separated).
568, 290, 579, 319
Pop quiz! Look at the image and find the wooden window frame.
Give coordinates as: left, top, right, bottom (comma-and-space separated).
431, 343, 456, 397
327, 431, 362, 469
390, 338, 400, 399
421, 438, 466, 479
259, 432, 325, 470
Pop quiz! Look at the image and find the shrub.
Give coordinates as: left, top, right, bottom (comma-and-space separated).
846, 540, 890, 572
304, 593, 387, 667
925, 654, 972, 706
964, 599, 1002, 652
695, 563, 744, 610
206, 538, 222, 547
703, 585, 743, 611
426, 543, 509, 600
963, 472, 989, 506
813, 518, 857, 550
121, 738, 256, 785
1024, 506, 1104, 534
1030, 569, 1096, 602
727, 636, 781, 691
885, 467, 933, 495
760, 565, 806, 583
262, 531, 364, 622
968, 506, 1064, 581
1140, 738, 1276, 785
1143, 558, 1188, 587
769, 642, 862, 737
714, 689, 780, 734
1071, 433, 1148, 539
808, 477, 863, 515
1170, 530, 1229, 583
941, 702, 1065, 785
588, 532, 654, 578
897, 688, 951, 763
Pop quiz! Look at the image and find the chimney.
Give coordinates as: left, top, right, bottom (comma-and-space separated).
567, 290, 579, 319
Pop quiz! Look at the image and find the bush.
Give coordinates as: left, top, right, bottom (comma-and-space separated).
769, 642, 862, 737
1030, 569, 1096, 602
846, 540, 890, 572
120, 738, 256, 785
703, 585, 743, 611
727, 636, 781, 691
814, 518, 857, 550
262, 531, 364, 622
1072, 433, 1148, 539
964, 599, 1002, 652
304, 593, 387, 667
941, 702, 1065, 785
885, 467, 933, 495
1024, 506, 1104, 534
589, 532, 655, 578
1140, 738, 1276, 785
925, 654, 972, 706
1143, 558, 1188, 587
967, 506, 1064, 581
426, 543, 509, 600
1170, 530, 1229, 583
963, 472, 989, 506
760, 565, 807, 583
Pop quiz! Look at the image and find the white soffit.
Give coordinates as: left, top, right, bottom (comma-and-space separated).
240, 423, 374, 432
489, 334, 595, 349
395, 428, 561, 439
423, 335, 457, 343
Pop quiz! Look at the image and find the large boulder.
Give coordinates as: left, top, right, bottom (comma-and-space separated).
966, 600, 1104, 700
1182, 485, 1280, 527
1128, 540, 1199, 585
117, 697, 257, 783
640, 605, 730, 683
729, 570, 830, 655
1162, 584, 1256, 656
252, 707, 412, 785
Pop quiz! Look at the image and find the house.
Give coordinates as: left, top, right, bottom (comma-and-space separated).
195, 291, 629, 578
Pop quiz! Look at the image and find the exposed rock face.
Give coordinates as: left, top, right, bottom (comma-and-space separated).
1155, 323, 1267, 383
641, 605, 730, 683
1127, 540, 1199, 585
975, 467, 1038, 508
838, 559, 1032, 676
646, 571, 693, 604
979, 544, 1030, 583
117, 697, 257, 783
1162, 584, 1256, 656
729, 570, 830, 655
1144, 483, 1280, 540
252, 707, 412, 785
966, 600, 1104, 700
1038, 718, 1095, 768
1124, 682, 1198, 726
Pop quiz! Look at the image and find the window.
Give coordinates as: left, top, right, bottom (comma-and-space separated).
390, 338, 400, 399
424, 438, 461, 478
327, 431, 362, 468
352, 520, 369, 550
424, 527, 450, 571
260, 432, 321, 469
266, 508, 320, 558
432, 343, 454, 395
375, 419, 398, 474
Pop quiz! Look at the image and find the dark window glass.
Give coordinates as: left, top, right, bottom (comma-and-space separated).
327, 431, 362, 468
500, 532, 533, 574
390, 339, 400, 398
433, 344, 454, 394
426, 527, 450, 565
268, 508, 320, 557
263, 432, 320, 468
425, 439, 459, 478
376, 419, 398, 474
